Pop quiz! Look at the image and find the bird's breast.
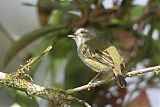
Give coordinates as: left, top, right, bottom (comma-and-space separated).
78, 51, 111, 72
83, 58, 112, 72
77, 44, 112, 72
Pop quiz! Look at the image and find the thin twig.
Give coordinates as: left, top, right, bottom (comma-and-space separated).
72, 97, 91, 107
14, 46, 52, 77
0, 45, 91, 107
0, 46, 160, 107
127, 65, 160, 77
67, 65, 160, 93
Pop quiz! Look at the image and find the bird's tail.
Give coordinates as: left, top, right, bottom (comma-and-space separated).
116, 74, 127, 88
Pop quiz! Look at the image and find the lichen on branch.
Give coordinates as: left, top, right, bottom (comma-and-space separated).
0, 46, 91, 107
0, 45, 159, 107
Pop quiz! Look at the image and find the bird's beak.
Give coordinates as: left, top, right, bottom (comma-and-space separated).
68, 34, 75, 38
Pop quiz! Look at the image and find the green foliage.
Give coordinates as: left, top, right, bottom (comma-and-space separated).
131, 6, 144, 21
4, 25, 66, 65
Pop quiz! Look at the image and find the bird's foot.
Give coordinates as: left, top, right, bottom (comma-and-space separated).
87, 72, 101, 90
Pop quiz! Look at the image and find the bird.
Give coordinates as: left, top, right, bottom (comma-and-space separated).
68, 28, 127, 88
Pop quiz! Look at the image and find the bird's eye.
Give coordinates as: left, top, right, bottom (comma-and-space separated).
80, 30, 86, 33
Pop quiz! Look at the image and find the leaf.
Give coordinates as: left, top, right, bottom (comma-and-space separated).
120, 0, 132, 17
150, 55, 160, 66
49, 38, 73, 88
49, 10, 63, 26
131, 6, 144, 21
4, 25, 66, 66
49, 57, 66, 88
29, 37, 56, 77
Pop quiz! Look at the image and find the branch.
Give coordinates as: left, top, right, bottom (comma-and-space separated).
0, 46, 159, 107
67, 65, 160, 93
0, 75, 90, 107
1, 75, 70, 106
15, 45, 52, 76
0, 46, 91, 107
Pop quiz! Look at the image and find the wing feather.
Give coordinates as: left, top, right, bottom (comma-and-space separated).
80, 45, 114, 68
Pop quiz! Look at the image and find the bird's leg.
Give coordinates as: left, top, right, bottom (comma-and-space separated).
88, 72, 101, 85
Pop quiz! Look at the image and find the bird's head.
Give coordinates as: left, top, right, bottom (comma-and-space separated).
68, 28, 96, 48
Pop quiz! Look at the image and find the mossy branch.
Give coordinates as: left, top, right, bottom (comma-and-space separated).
0, 46, 91, 107
0, 46, 159, 107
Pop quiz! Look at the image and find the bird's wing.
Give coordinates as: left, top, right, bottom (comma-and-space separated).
106, 45, 123, 65
83, 47, 114, 68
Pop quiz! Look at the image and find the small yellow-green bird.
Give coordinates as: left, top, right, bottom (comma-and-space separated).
68, 28, 127, 88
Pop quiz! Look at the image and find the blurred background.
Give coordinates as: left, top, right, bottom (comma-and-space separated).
0, 0, 160, 107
